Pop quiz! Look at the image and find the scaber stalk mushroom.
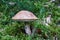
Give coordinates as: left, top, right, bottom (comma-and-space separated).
12, 10, 38, 35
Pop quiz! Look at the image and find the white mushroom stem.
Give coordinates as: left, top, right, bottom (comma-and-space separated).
31, 28, 36, 37
25, 24, 31, 35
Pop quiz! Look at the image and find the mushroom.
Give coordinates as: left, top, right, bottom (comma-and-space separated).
12, 10, 38, 35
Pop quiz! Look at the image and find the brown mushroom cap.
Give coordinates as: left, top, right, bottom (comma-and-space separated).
12, 10, 38, 21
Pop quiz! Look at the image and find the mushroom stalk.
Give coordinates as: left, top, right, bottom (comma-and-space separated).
24, 22, 31, 35
31, 27, 36, 37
